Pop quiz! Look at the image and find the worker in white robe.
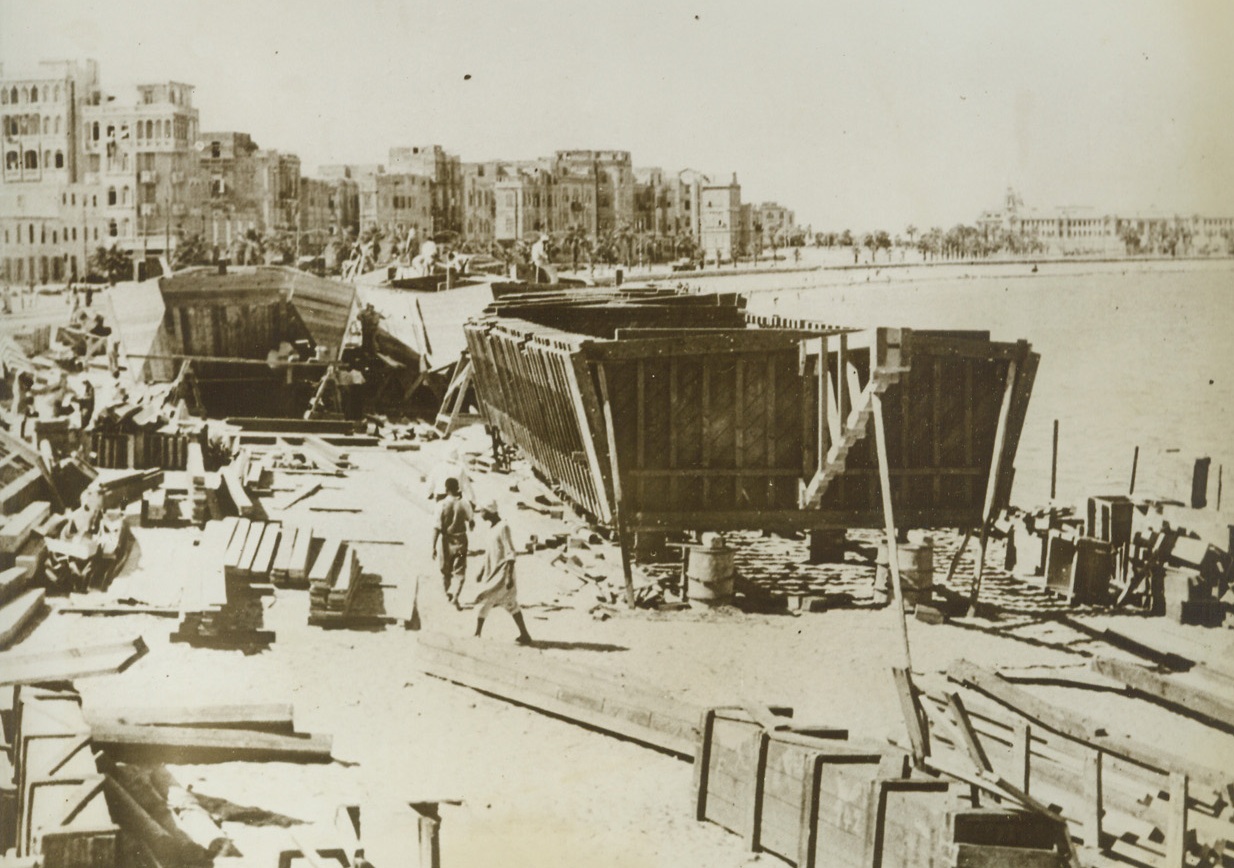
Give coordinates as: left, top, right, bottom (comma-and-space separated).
470, 500, 532, 644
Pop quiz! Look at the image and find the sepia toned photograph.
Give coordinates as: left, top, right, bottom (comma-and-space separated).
0, 1, 1231, 865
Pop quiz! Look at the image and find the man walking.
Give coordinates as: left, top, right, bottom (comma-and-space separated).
431, 477, 472, 603
471, 500, 532, 644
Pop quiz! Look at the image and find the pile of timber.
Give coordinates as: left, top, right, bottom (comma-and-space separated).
89, 410, 206, 472
141, 441, 210, 527
1012, 497, 1230, 623
695, 707, 1070, 868
44, 511, 131, 595
934, 660, 1234, 864
99, 764, 229, 867
0, 545, 46, 649
0, 430, 51, 515
6, 686, 118, 867
173, 518, 275, 648
307, 536, 370, 625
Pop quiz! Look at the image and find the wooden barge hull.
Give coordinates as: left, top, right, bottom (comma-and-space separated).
464, 293, 1037, 533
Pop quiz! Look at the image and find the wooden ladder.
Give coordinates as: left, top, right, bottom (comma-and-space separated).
434, 353, 474, 438
801, 329, 910, 507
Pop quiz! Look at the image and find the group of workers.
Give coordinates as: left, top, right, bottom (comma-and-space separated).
428, 448, 532, 644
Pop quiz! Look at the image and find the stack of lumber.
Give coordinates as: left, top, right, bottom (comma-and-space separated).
173, 518, 273, 648
695, 707, 1069, 868
89, 416, 206, 471
9, 686, 117, 867
270, 521, 314, 588
141, 440, 212, 527
0, 562, 45, 649
307, 536, 369, 625
0, 429, 50, 514
41, 507, 132, 594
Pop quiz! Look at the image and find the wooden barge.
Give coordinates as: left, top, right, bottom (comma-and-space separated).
464, 289, 1038, 536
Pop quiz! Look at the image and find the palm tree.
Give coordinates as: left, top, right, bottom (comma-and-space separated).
905, 225, 918, 247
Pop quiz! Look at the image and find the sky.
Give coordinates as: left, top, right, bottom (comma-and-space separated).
2, 0, 1233, 231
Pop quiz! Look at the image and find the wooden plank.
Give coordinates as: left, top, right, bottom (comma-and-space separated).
0, 588, 46, 649
222, 518, 251, 573
220, 467, 254, 517
1090, 656, 1234, 731
891, 667, 929, 766
0, 636, 148, 686
308, 537, 343, 586
1164, 773, 1188, 868
0, 501, 52, 554
86, 704, 294, 733
1, 565, 31, 604
271, 525, 297, 577
948, 660, 1234, 796
947, 692, 994, 773
89, 723, 332, 763
288, 525, 315, 581
250, 526, 281, 580
237, 522, 268, 579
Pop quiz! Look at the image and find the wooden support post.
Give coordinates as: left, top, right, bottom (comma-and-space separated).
969, 359, 1017, 614
410, 803, 441, 868
694, 709, 717, 821
596, 365, 636, 608
1082, 749, 1103, 851
746, 731, 770, 852
1164, 772, 1188, 868
1011, 721, 1032, 795
871, 394, 912, 671
946, 692, 992, 773
1129, 445, 1139, 496
943, 527, 973, 586
1050, 418, 1059, 501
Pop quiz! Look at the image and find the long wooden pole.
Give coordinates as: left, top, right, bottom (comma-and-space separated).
1050, 418, 1059, 501
1129, 445, 1139, 495
596, 364, 636, 609
871, 394, 912, 671
970, 360, 1018, 614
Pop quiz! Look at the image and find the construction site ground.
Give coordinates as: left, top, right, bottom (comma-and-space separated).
9, 423, 1234, 867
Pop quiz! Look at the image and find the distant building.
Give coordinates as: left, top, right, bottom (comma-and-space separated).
757, 202, 795, 246
355, 169, 433, 243
494, 163, 550, 241
699, 173, 742, 262
388, 145, 462, 236
552, 150, 633, 235
82, 81, 201, 262
978, 187, 1234, 255
461, 161, 496, 245
1, 59, 108, 283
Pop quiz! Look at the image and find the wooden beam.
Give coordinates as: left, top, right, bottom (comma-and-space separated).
947, 692, 994, 773
1090, 656, 1234, 731
891, 666, 929, 766
89, 722, 332, 763
596, 364, 635, 608
872, 394, 912, 671
0, 636, 148, 686
85, 704, 295, 733
969, 358, 1017, 612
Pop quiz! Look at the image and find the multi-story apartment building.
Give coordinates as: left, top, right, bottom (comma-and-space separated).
354, 169, 433, 243
551, 150, 633, 235
461, 162, 496, 245
81, 81, 200, 261
388, 145, 462, 236
1, 59, 106, 283
699, 173, 742, 262
494, 164, 550, 241
196, 131, 262, 251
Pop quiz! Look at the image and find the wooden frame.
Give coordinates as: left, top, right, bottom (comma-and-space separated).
466, 301, 1038, 536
